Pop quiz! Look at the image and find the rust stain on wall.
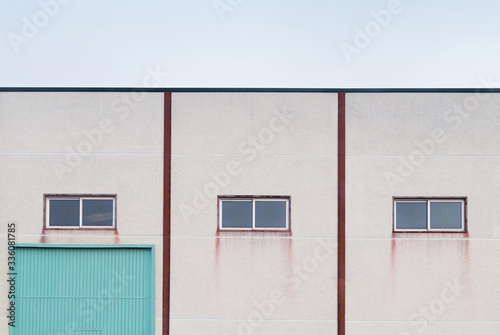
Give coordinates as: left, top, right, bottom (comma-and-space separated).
40, 226, 46, 243
213, 230, 294, 301
390, 232, 471, 300
39, 227, 119, 244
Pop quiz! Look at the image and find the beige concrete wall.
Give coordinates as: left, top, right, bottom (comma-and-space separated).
0, 92, 164, 334
6, 91, 494, 334
346, 93, 500, 334
171, 93, 338, 334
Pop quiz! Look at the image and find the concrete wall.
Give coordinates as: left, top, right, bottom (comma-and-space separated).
170, 93, 338, 334
346, 93, 500, 334
0, 92, 164, 334
4, 91, 499, 335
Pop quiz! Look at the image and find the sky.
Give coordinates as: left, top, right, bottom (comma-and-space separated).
1, 0, 499, 88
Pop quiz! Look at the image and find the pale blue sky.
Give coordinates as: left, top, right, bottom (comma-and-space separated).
1, 0, 499, 88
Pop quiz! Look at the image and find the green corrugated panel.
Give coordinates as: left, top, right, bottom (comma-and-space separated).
12, 245, 154, 335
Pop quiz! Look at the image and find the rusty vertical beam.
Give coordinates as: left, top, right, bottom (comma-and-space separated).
163, 91, 172, 335
338, 92, 346, 335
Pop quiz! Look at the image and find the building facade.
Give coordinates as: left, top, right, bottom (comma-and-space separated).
1, 91, 499, 334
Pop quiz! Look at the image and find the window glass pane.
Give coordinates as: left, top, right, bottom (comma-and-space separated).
255, 201, 287, 228
430, 202, 462, 229
221, 201, 253, 228
82, 199, 114, 227
49, 200, 80, 226
396, 202, 427, 230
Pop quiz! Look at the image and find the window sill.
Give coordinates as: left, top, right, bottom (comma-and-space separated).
216, 230, 292, 237
392, 232, 469, 238
42, 227, 117, 234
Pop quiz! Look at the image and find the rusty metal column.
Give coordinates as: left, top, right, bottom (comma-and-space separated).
163, 91, 172, 335
338, 92, 345, 335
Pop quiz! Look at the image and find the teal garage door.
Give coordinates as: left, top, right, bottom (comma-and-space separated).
13, 245, 154, 335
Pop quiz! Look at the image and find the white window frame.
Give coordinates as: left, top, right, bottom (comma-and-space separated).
46, 195, 116, 229
394, 198, 465, 232
218, 197, 290, 231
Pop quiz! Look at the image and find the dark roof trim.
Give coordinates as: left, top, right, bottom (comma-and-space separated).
1, 88, 500, 93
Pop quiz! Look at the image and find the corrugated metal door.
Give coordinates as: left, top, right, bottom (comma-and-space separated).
13, 245, 154, 335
